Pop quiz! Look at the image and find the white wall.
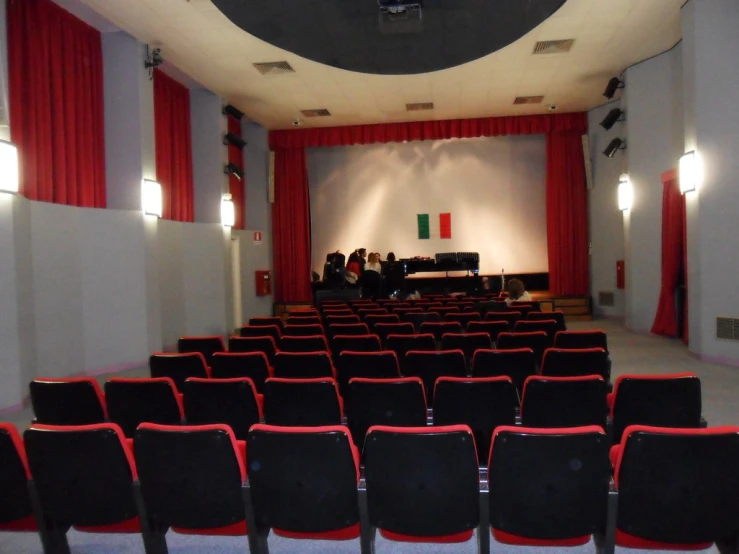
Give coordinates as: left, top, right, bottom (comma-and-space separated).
307, 135, 547, 275
587, 101, 626, 318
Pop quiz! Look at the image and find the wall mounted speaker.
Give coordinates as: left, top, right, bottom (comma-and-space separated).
224, 132, 247, 149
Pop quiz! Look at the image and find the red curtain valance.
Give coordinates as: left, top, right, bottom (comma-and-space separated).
268, 112, 589, 303
8, 0, 106, 207
269, 113, 588, 150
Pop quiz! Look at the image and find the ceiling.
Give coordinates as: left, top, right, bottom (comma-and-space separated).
71, 0, 684, 130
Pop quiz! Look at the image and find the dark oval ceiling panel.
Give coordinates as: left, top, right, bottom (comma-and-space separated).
212, 0, 567, 75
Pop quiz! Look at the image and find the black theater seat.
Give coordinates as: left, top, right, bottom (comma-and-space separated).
554, 329, 608, 352
263, 378, 343, 427
441, 332, 493, 367
282, 324, 325, 337
466, 320, 510, 344
404, 350, 467, 402
514, 319, 558, 344
496, 331, 549, 366
183, 377, 261, 440
403, 311, 441, 332
249, 316, 284, 330
419, 321, 462, 342
335, 351, 400, 396
327, 323, 369, 340
385, 334, 436, 372
105, 377, 184, 438
29, 377, 107, 426
520, 375, 608, 430
228, 336, 278, 364
273, 351, 335, 379
528, 310, 567, 331
331, 334, 381, 359
149, 352, 210, 393
177, 335, 226, 366
471, 349, 536, 396
239, 324, 281, 343
0, 424, 36, 534
374, 322, 414, 347
540, 347, 611, 382
279, 335, 329, 354
210, 352, 272, 393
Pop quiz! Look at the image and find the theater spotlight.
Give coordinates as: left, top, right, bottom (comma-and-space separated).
222, 104, 244, 120
223, 132, 247, 149
603, 138, 626, 158
221, 194, 235, 227
224, 163, 244, 180
603, 77, 624, 99
600, 108, 625, 131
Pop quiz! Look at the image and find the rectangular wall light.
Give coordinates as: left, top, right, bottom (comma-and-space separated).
142, 179, 162, 217
0, 140, 19, 194
618, 174, 632, 211
221, 194, 235, 227
679, 151, 700, 194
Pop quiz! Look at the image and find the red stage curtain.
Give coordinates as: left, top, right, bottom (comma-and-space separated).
154, 69, 194, 222
8, 0, 106, 207
269, 112, 589, 302
228, 117, 245, 229
272, 148, 312, 302
546, 132, 589, 296
651, 175, 686, 337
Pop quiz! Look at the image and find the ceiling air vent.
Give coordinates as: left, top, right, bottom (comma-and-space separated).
716, 317, 739, 340
406, 102, 434, 111
300, 109, 331, 118
533, 39, 575, 55
253, 61, 295, 75
513, 96, 544, 105
598, 292, 615, 307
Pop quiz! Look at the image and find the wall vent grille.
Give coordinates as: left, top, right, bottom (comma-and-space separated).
533, 39, 575, 55
716, 317, 739, 340
406, 102, 434, 111
513, 96, 544, 105
300, 109, 331, 117
253, 61, 295, 75
598, 292, 615, 307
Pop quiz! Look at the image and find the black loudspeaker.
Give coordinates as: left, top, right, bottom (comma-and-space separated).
222, 104, 244, 120
603, 138, 625, 158
600, 108, 624, 131
603, 77, 623, 99
223, 132, 247, 149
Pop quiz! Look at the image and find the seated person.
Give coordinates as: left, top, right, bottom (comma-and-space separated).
365, 252, 382, 273
505, 278, 532, 305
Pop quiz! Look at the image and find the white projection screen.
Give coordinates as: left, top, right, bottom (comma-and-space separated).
307, 135, 548, 276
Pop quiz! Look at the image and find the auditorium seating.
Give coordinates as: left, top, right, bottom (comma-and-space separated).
244, 425, 361, 550
429, 306, 459, 316
610, 425, 739, 550
555, 329, 609, 351
420, 321, 462, 341
177, 336, 226, 366
0, 424, 36, 534
227, 336, 278, 364
282, 323, 325, 337
364, 313, 400, 329
239, 324, 281, 342
263, 378, 343, 426
404, 350, 467, 401
357, 308, 388, 320
478, 300, 508, 318
403, 311, 441, 332
444, 312, 481, 326
336, 351, 400, 395
507, 302, 535, 317
441, 332, 493, 365
528, 310, 567, 330
520, 376, 608, 430
24, 423, 161, 552
322, 310, 354, 319
433, 377, 518, 463
345, 377, 427, 449
485, 311, 522, 326
374, 322, 414, 346
363, 425, 482, 545
279, 334, 329, 353
273, 351, 335, 379
29, 377, 107, 425
466, 320, 510, 344
487, 426, 613, 549
210, 352, 272, 393
324, 314, 360, 325
286, 316, 322, 326
386, 334, 436, 370
496, 331, 550, 365
327, 323, 370, 340
514, 319, 558, 343
134, 423, 252, 549
183, 377, 261, 440
249, 316, 284, 330
609, 373, 703, 442
540, 347, 611, 381
105, 378, 184, 437
149, 352, 210, 393
331, 334, 381, 358
471, 349, 537, 395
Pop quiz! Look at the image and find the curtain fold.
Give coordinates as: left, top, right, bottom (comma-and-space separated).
8, 0, 106, 207
272, 149, 312, 303
228, 117, 245, 229
269, 112, 589, 302
651, 176, 686, 337
154, 69, 194, 222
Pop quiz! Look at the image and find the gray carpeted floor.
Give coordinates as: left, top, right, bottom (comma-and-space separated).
1, 319, 732, 553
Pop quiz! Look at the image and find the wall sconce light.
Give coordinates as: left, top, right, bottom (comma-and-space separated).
221, 194, 235, 227
224, 163, 244, 181
679, 150, 700, 194
0, 140, 19, 194
142, 179, 163, 217
618, 174, 632, 211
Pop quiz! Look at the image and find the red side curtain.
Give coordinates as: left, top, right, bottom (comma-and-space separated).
228, 117, 245, 229
651, 175, 686, 337
269, 112, 589, 302
154, 69, 194, 222
546, 132, 589, 296
8, 0, 106, 207
272, 148, 312, 303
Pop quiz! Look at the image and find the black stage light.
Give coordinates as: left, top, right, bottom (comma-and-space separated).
222, 104, 244, 120
223, 132, 247, 149
600, 108, 624, 131
224, 163, 244, 180
603, 138, 626, 158
603, 77, 624, 99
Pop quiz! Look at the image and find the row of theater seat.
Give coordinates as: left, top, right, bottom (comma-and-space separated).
3, 421, 738, 554
27, 372, 705, 456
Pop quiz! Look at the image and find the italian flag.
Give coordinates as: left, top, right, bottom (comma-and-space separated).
417, 213, 451, 239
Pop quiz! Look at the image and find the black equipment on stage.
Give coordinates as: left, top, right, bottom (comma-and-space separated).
402, 252, 480, 275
